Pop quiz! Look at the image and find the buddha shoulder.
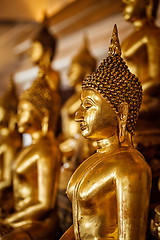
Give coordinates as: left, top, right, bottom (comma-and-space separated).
15, 137, 59, 162
67, 147, 151, 201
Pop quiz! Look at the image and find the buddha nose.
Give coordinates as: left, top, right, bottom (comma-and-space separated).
75, 106, 84, 122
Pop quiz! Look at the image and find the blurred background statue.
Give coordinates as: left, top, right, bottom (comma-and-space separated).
121, 0, 160, 124
0, 78, 22, 215
58, 37, 97, 233
0, 69, 61, 240
121, 1, 160, 238
60, 25, 152, 240
30, 17, 60, 92
30, 18, 61, 136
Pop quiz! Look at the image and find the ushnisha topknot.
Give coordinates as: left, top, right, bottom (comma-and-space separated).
71, 36, 96, 74
19, 73, 60, 132
82, 24, 143, 135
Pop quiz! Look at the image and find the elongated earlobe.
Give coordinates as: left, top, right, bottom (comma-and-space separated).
118, 102, 128, 143
9, 114, 17, 132
41, 109, 49, 136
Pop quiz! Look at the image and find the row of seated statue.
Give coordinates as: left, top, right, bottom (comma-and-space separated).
0, 0, 159, 239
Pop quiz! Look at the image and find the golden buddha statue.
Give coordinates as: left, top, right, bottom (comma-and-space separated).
30, 22, 60, 91
58, 38, 96, 233
0, 78, 22, 213
121, 0, 160, 126
60, 25, 152, 240
0, 73, 61, 239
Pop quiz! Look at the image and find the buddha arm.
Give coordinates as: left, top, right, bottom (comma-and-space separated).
0, 145, 14, 190
140, 37, 160, 113
116, 173, 150, 240
147, 34, 160, 82
122, 36, 147, 58
143, 36, 160, 96
123, 35, 160, 95
5, 154, 58, 225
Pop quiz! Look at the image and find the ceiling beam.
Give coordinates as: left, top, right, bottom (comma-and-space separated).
49, 0, 121, 37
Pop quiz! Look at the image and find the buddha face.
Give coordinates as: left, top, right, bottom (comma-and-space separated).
17, 101, 41, 134
122, 0, 146, 21
30, 41, 44, 64
68, 63, 85, 87
75, 89, 117, 140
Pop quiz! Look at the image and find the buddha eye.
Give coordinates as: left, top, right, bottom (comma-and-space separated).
82, 98, 96, 110
85, 104, 92, 110
83, 102, 94, 110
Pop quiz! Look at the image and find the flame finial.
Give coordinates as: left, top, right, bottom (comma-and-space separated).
108, 24, 121, 57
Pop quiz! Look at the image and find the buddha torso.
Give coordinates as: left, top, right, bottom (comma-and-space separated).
13, 136, 60, 216
67, 145, 151, 240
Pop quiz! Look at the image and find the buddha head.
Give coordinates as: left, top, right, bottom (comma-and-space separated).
68, 37, 96, 87
18, 75, 59, 135
122, 0, 159, 22
0, 78, 18, 132
30, 25, 57, 64
75, 25, 143, 142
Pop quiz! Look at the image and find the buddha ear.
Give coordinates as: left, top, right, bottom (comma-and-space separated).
117, 102, 128, 143
41, 108, 49, 136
